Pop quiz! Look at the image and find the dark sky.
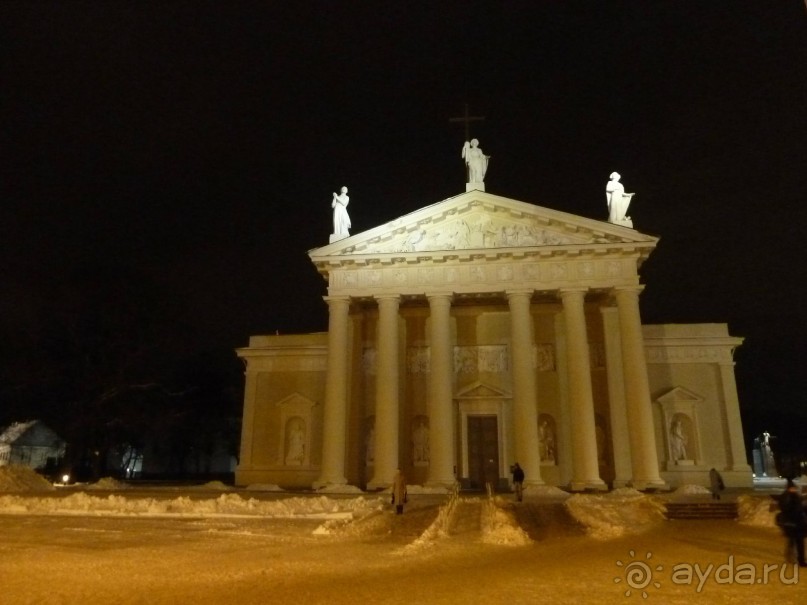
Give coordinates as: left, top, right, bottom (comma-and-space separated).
1, 2, 806, 447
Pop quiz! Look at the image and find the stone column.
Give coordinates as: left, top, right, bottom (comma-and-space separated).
368, 295, 401, 489
559, 288, 605, 490
314, 296, 351, 487
718, 361, 752, 472
553, 312, 574, 485
507, 290, 543, 486
426, 293, 456, 487
614, 286, 665, 489
600, 306, 633, 487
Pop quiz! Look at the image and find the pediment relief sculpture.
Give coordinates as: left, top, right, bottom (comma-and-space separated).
311, 192, 658, 262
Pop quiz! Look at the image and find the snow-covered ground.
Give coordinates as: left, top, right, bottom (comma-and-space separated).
1, 466, 804, 604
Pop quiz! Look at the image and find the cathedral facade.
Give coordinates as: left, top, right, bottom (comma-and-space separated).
235, 190, 752, 491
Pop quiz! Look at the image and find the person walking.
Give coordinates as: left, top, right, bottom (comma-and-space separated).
776, 479, 807, 567
511, 462, 525, 502
708, 468, 725, 500
391, 469, 407, 515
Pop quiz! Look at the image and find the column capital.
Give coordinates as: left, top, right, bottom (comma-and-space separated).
612, 285, 646, 296
506, 288, 534, 302
373, 293, 401, 302
558, 287, 588, 298
323, 295, 351, 305
426, 291, 454, 301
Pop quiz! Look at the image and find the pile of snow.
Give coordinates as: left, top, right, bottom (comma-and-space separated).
0, 491, 384, 519
481, 498, 531, 546
316, 484, 364, 494
404, 484, 450, 495
737, 494, 778, 527
0, 465, 55, 492
672, 484, 711, 496
565, 489, 665, 540
398, 486, 460, 554
245, 483, 284, 492
195, 480, 233, 491
525, 485, 571, 500
85, 477, 130, 490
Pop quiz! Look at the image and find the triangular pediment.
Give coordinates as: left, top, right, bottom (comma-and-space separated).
274, 392, 317, 409
656, 386, 704, 405
310, 190, 656, 262
455, 381, 510, 399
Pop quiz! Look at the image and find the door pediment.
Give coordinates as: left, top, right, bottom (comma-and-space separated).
455, 381, 511, 400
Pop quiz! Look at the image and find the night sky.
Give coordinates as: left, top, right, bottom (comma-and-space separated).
2, 2, 806, 455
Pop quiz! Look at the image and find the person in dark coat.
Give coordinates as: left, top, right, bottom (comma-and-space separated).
511, 462, 525, 502
708, 468, 725, 500
776, 479, 807, 567
391, 469, 407, 515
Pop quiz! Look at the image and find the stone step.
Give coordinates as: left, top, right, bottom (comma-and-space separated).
664, 501, 738, 520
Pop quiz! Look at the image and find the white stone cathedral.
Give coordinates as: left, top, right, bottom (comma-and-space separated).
235, 185, 752, 492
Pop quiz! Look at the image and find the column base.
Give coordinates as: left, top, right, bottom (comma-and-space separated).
523, 479, 545, 487
569, 479, 608, 492
312, 477, 347, 490
631, 479, 669, 491
424, 480, 455, 491
366, 479, 391, 490
612, 478, 633, 489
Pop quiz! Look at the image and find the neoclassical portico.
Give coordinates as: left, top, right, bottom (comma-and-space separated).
236, 190, 751, 492
307, 191, 666, 491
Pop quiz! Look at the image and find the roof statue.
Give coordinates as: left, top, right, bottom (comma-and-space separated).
449, 104, 489, 193
462, 139, 490, 192
329, 186, 351, 244
606, 171, 635, 228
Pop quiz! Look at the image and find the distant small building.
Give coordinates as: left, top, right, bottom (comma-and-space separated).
0, 420, 66, 470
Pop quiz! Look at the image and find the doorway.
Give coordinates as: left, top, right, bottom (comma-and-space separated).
467, 415, 499, 490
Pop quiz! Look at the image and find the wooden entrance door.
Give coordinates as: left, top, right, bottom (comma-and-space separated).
467, 415, 499, 490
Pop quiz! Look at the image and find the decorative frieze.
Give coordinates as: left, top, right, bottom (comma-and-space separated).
252, 356, 327, 372
329, 257, 632, 294
645, 346, 734, 364
454, 345, 509, 374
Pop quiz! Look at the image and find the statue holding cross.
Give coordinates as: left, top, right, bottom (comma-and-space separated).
462, 139, 489, 186
450, 104, 490, 191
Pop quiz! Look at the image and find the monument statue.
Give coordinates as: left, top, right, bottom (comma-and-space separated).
462, 139, 489, 185
412, 420, 429, 464
669, 418, 688, 461
330, 186, 351, 243
285, 421, 305, 466
606, 172, 635, 226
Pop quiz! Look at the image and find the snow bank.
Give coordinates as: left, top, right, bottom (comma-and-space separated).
737, 494, 778, 527
0, 491, 384, 520
245, 483, 284, 492
196, 480, 234, 491
85, 477, 131, 490
481, 497, 531, 546
316, 484, 364, 495
525, 485, 571, 500
673, 484, 711, 495
565, 490, 665, 540
0, 465, 55, 492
